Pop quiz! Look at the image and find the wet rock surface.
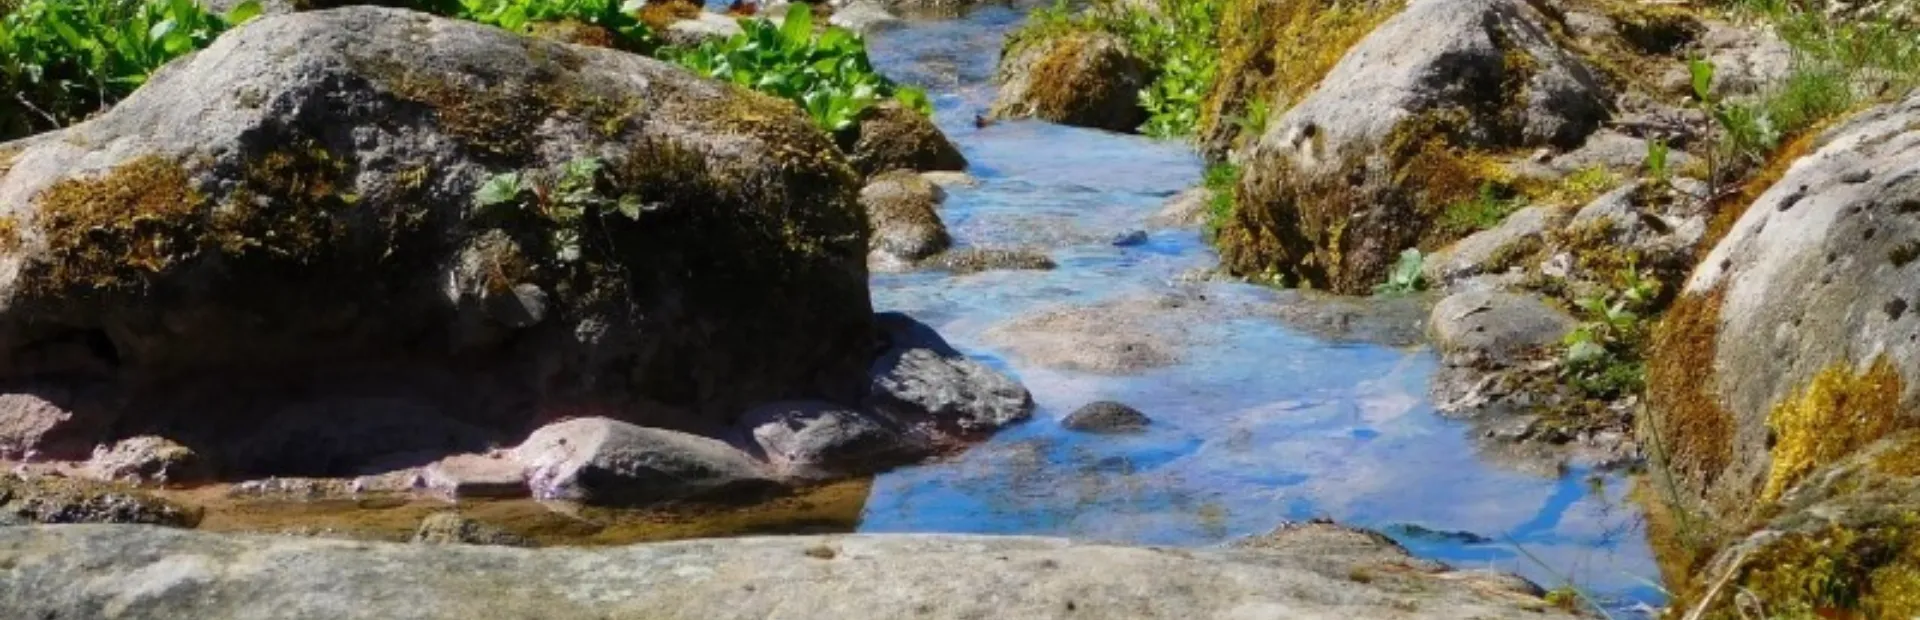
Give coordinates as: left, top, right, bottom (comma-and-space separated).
0, 524, 1579, 619
412, 511, 534, 546
862, 170, 954, 264
735, 401, 930, 479
865, 313, 1035, 440
514, 418, 782, 506
0, 475, 198, 527
842, 101, 968, 177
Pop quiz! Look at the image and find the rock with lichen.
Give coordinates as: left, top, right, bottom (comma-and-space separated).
1218, 0, 1610, 294
988, 30, 1154, 132
0, 475, 199, 527
0, 8, 874, 479
1646, 91, 1920, 522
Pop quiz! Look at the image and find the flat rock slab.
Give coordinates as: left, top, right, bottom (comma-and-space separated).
0, 526, 1578, 619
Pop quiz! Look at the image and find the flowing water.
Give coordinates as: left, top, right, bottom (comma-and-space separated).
857, 6, 1664, 614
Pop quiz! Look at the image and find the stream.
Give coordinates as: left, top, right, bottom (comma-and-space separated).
856, 5, 1664, 614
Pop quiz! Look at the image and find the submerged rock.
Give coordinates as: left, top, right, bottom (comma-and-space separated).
861, 171, 953, 264
840, 101, 968, 178
989, 30, 1153, 132
1062, 401, 1152, 433
924, 248, 1057, 274
0, 7, 874, 477
412, 512, 533, 547
0, 525, 1579, 619
1220, 0, 1609, 293
0, 475, 198, 527
983, 293, 1204, 374
514, 418, 781, 506
1148, 187, 1211, 229
865, 313, 1034, 440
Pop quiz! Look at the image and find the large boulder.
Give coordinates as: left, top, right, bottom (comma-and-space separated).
513, 417, 780, 505
1218, 0, 1609, 294
0, 8, 874, 477
0, 524, 1580, 619
988, 30, 1153, 132
1647, 92, 1920, 522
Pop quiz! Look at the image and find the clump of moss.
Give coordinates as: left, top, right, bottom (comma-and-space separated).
1644, 287, 1735, 512
358, 46, 636, 162
211, 140, 358, 263
29, 155, 207, 295
1729, 518, 1920, 619
1196, 0, 1402, 158
529, 19, 618, 49
637, 0, 700, 31
0, 145, 19, 176
1762, 356, 1910, 503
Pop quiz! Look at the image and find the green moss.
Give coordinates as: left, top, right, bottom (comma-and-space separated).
637, 0, 700, 31
1484, 235, 1546, 273
1762, 357, 1910, 503
1720, 518, 1920, 619
528, 19, 618, 49
29, 155, 207, 294
356, 45, 636, 162
1196, 0, 1402, 158
211, 140, 358, 262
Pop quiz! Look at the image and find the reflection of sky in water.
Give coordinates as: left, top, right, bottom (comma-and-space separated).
859, 9, 1662, 616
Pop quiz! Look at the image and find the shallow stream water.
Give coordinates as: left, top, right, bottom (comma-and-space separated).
856, 6, 1664, 614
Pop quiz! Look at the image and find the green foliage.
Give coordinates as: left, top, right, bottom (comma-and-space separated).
472, 156, 645, 264
664, 6, 926, 131
1372, 248, 1426, 295
1643, 138, 1671, 188
1439, 183, 1524, 234
1201, 162, 1238, 240
446, 0, 655, 51
0, 0, 262, 139
1562, 267, 1661, 399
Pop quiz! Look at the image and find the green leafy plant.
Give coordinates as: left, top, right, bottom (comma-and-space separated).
1009, 0, 1223, 138
1201, 162, 1239, 240
0, 0, 263, 139
664, 6, 926, 131
1373, 248, 1426, 295
1561, 267, 1661, 398
447, 0, 655, 51
1440, 183, 1524, 233
1643, 138, 1671, 189
473, 156, 645, 263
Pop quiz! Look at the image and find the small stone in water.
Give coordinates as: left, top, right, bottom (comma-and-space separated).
1062, 401, 1151, 434
1110, 230, 1149, 247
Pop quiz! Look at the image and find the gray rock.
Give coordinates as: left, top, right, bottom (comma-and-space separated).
988, 31, 1153, 132
1425, 206, 1569, 288
841, 101, 967, 178
662, 11, 744, 47
828, 0, 903, 33
421, 453, 529, 499
1148, 187, 1211, 229
0, 525, 1579, 619
1062, 401, 1151, 433
865, 313, 1034, 439
736, 401, 929, 479
412, 512, 533, 547
1430, 290, 1575, 366
513, 417, 780, 506
862, 170, 953, 264
1267, 289, 1433, 348
0, 384, 117, 461
83, 436, 207, 485
1654, 90, 1920, 517
1658, 20, 1793, 100
1226, 0, 1609, 293
1549, 129, 1691, 175
924, 248, 1057, 273
0, 8, 874, 476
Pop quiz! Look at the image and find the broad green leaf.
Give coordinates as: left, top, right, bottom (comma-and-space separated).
779, 4, 812, 49
474, 172, 525, 208
225, 0, 264, 25
1688, 58, 1715, 103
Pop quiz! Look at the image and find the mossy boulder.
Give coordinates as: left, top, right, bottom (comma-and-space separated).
838, 100, 967, 178
988, 30, 1154, 133
1194, 0, 1402, 160
1646, 92, 1920, 524
0, 8, 872, 477
1218, 0, 1609, 294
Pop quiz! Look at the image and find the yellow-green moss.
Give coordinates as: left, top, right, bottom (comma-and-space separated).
1645, 286, 1736, 509
0, 145, 19, 177
1762, 356, 1910, 503
1722, 518, 1920, 620
529, 20, 618, 49
357, 46, 637, 161
1197, 0, 1402, 157
211, 140, 358, 262
638, 0, 701, 31
31, 156, 207, 293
